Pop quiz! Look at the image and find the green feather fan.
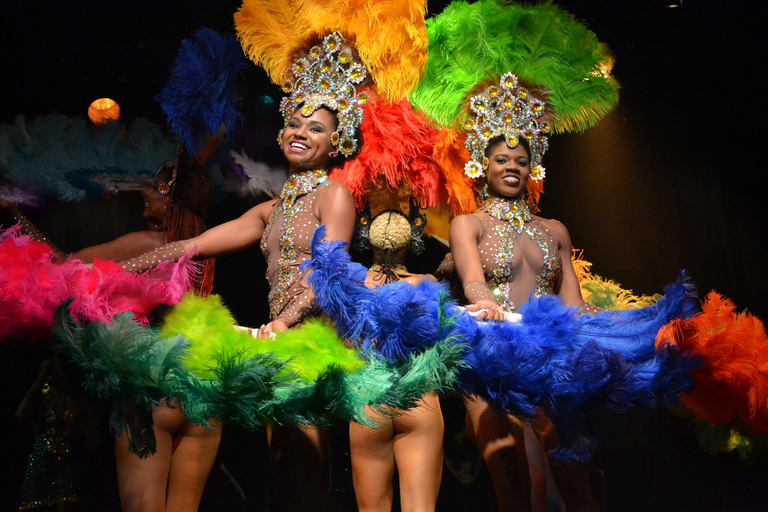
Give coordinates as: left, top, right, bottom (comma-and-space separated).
162, 293, 466, 428
410, 0, 619, 133
159, 294, 364, 381
55, 293, 467, 452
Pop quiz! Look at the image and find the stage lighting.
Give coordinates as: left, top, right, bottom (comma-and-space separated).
88, 98, 120, 124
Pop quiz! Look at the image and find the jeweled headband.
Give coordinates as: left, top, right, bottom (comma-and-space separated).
278, 32, 369, 157
156, 160, 178, 196
463, 72, 550, 181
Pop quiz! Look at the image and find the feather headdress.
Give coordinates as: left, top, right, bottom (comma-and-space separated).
410, 0, 618, 133
410, 0, 619, 213
234, 0, 428, 101
156, 28, 247, 163
329, 93, 446, 211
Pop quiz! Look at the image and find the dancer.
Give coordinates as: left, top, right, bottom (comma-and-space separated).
122, 76, 357, 512
408, 2, 622, 510
123, 0, 430, 503
349, 210, 444, 512
1, 156, 221, 512
322, 93, 453, 511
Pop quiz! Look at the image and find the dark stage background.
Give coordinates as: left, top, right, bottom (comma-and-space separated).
1, 1, 767, 511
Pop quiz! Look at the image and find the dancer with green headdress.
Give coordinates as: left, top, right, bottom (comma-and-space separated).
409, 1, 619, 510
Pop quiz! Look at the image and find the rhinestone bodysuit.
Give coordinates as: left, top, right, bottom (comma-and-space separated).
260, 169, 328, 323
474, 197, 562, 312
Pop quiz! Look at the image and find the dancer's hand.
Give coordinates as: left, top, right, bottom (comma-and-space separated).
256, 319, 288, 339
466, 300, 506, 321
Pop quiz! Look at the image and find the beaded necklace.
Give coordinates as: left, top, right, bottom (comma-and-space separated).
260, 169, 328, 319
482, 196, 562, 312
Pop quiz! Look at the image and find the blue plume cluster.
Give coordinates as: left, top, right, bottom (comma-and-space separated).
157, 28, 247, 158
305, 226, 700, 461
576, 272, 698, 360
303, 226, 453, 361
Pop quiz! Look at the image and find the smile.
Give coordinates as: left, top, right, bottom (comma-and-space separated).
502, 174, 520, 185
289, 141, 309, 151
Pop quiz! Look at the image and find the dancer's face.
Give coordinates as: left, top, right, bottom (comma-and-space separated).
142, 170, 172, 224
485, 142, 531, 199
280, 108, 339, 171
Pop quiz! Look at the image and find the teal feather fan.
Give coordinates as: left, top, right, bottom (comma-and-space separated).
0, 114, 177, 201
162, 293, 465, 427
53, 302, 188, 457
409, 0, 619, 133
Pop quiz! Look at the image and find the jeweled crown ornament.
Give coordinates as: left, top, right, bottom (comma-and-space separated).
278, 32, 369, 157
463, 72, 550, 181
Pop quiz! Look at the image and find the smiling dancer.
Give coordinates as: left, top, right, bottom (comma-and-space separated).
117, 2, 430, 509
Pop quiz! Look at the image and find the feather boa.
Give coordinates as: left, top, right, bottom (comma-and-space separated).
0, 226, 193, 342
160, 293, 464, 426
234, 0, 429, 101
656, 292, 768, 434
156, 28, 246, 160
303, 225, 453, 359
55, 289, 467, 455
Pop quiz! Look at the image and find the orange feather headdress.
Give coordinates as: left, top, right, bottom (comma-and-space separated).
234, 0, 428, 102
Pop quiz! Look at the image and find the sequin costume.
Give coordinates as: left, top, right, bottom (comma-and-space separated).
260, 169, 330, 326
467, 197, 562, 313
19, 398, 79, 511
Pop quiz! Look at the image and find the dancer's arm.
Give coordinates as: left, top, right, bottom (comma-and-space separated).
121, 200, 273, 272
450, 213, 505, 321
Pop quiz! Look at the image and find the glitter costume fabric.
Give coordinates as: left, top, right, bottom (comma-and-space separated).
260, 169, 330, 325
468, 197, 562, 312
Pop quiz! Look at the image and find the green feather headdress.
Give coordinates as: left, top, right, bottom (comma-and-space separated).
410, 0, 619, 134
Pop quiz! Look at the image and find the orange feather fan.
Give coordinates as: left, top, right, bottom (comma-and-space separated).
656, 292, 768, 434
234, 0, 428, 101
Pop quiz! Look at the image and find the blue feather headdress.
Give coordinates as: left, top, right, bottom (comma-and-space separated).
156, 28, 247, 160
